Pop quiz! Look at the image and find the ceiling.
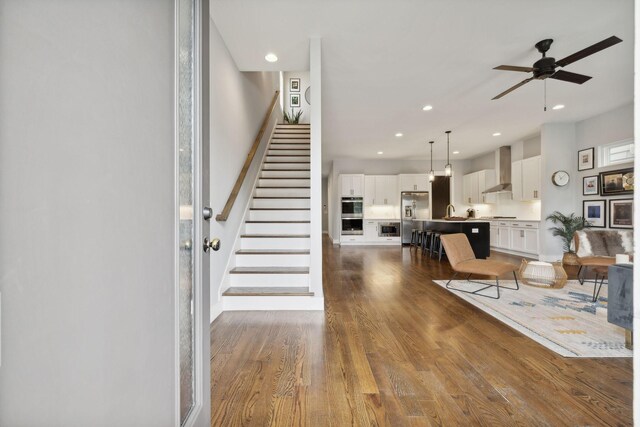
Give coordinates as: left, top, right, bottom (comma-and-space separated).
211, 0, 634, 172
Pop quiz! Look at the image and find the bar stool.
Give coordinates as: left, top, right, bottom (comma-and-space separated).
421, 230, 433, 256
430, 232, 447, 261
411, 229, 423, 248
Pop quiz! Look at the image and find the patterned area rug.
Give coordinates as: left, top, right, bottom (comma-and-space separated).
433, 279, 632, 358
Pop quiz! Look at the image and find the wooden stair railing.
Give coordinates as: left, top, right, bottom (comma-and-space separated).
216, 90, 280, 222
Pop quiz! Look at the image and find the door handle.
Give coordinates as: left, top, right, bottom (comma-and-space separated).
203, 237, 220, 252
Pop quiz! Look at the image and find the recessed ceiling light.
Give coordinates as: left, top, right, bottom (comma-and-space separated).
264, 53, 278, 62
552, 104, 565, 110
492, 132, 501, 137
453, 151, 460, 154
422, 105, 433, 111
377, 151, 383, 155
395, 133, 403, 137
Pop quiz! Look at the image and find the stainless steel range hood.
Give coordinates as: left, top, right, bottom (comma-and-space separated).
483, 146, 512, 194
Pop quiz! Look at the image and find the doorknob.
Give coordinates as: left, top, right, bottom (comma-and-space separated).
203, 237, 220, 252
203, 206, 213, 220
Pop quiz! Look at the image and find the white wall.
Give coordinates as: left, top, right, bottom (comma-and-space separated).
0, 2, 178, 425
328, 158, 471, 240
540, 123, 578, 261
283, 71, 310, 123
574, 103, 634, 218
209, 20, 280, 318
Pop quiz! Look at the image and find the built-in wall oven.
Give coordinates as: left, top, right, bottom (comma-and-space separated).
378, 222, 400, 237
341, 197, 363, 235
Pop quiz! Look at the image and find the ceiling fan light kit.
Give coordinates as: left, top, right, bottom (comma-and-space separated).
491, 36, 623, 105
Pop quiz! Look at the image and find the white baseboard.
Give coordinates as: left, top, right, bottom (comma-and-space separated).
223, 296, 325, 311
332, 238, 340, 245
210, 301, 223, 323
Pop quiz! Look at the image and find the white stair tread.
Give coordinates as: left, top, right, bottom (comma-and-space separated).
229, 266, 309, 274
241, 234, 310, 238
245, 221, 310, 223
236, 249, 310, 255
223, 287, 314, 296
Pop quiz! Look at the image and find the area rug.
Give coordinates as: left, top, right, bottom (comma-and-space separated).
433, 279, 632, 358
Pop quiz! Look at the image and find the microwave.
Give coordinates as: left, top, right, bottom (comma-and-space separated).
378, 222, 400, 237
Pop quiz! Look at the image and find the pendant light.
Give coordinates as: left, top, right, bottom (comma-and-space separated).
444, 130, 452, 176
428, 141, 435, 182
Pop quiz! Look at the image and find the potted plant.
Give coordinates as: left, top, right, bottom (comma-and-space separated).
546, 211, 591, 265
283, 108, 303, 124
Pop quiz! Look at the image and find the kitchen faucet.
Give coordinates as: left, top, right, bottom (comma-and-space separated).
446, 204, 455, 218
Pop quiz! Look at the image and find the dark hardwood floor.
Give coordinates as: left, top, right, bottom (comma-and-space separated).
210, 236, 632, 426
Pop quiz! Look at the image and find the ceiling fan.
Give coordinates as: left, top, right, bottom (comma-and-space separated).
491, 36, 622, 100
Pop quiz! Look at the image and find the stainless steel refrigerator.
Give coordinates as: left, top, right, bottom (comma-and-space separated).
401, 192, 429, 245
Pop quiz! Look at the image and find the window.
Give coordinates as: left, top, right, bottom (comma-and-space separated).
599, 139, 634, 167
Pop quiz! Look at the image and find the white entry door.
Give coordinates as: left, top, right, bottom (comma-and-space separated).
0, 1, 213, 426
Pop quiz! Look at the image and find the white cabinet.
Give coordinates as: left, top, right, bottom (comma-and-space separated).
463, 169, 495, 204
490, 226, 499, 247
524, 228, 539, 253
341, 174, 364, 197
522, 156, 541, 200
364, 176, 376, 206
364, 175, 399, 206
512, 156, 540, 201
399, 174, 428, 192
490, 220, 539, 255
510, 228, 526, 252
364, 220, 378, 241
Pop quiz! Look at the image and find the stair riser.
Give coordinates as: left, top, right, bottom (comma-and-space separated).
261, 170, 310, 178
250, 210, 310, 221
255, 188, 310, 197
269, 144, 310, 150
276, 124, 310, 129
245, 222, 310, 234
240, 237, 310, 250
235, 254, 310, 267
252, 198, 310, 208
274, 129, 311, 134
267, 150, 311, 156
270, 139, 310, 144
258, 178, 310, 187
265, 156, 310, 163
230, 273, 310, 287
263, 163, 310, 170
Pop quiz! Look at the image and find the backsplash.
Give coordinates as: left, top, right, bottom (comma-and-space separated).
470, 194, 541, 220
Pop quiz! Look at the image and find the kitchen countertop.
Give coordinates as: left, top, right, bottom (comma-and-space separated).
423, 219, 490, 223
364, 218, 401, 221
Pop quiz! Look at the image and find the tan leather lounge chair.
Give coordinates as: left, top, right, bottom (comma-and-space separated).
440, 233, 519, 299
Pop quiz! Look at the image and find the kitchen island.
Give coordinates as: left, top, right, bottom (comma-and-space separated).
417, 219, 490, 259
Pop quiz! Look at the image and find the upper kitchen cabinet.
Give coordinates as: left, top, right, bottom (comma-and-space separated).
399, 174, 429, 192
512, 156, 541, 201
462, 169, 495, 204
341, 174, 364, 197
364, 175, 399, 206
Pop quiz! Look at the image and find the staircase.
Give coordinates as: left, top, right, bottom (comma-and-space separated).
222, 123, 313, 300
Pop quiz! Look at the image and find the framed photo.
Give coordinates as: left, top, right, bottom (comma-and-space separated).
609, 198, 633, 229
600, 167, 634, 195
290, 93, 301, 107
578, 147, 594, 171
583, 200, 606, 228
289, 78, 300, 92
582, 175, 599, 196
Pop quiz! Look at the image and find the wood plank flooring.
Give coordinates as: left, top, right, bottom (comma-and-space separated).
210, 236, 632, 426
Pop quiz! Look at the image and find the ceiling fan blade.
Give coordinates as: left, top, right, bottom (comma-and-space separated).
494, 65, 534, 73
550, 70, 592, 84
555, 36, 623, 67
492, 78, 534, 100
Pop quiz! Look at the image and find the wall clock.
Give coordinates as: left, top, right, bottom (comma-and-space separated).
552, 170, 570, 187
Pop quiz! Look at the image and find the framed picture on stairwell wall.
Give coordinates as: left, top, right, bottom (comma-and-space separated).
289, 78, 300, 92
290, 93, 301, 107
